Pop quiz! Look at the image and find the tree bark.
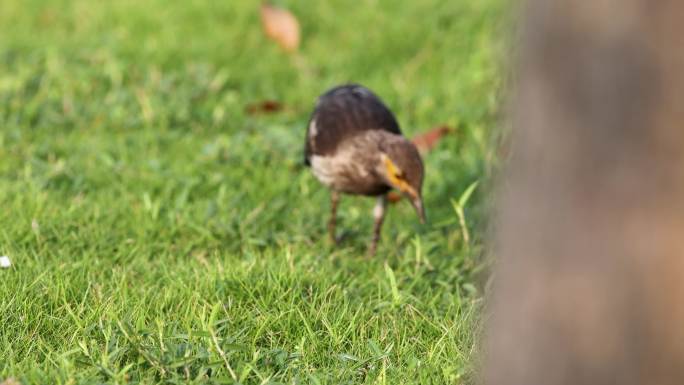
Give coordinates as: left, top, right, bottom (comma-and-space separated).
486, 1, 684, 384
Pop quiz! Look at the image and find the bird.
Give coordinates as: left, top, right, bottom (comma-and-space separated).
304, 84, 425, 255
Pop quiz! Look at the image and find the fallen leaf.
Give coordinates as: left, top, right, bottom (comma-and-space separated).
245, 100, 284, 115
260, 3, 300, 52
412, 125, 454, 154
387, 192, 402, 203
1, 378, 21, 385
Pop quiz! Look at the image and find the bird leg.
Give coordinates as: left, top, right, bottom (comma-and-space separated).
328, 190, 340, 244
368, 195, 387, 256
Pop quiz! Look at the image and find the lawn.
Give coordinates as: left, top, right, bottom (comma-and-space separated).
0, 1, 505, 384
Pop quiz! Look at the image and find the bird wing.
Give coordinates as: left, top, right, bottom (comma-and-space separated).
304, 84, 402, 165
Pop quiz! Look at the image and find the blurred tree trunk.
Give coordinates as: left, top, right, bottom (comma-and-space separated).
486, 1, 684, 385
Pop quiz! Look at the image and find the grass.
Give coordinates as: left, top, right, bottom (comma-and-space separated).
0, 0, 504, 383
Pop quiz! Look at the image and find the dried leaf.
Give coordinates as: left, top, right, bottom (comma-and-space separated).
245, 100, 284, 115
387, 192, 402, 204
1, 378, 21, 385
411, 125, 454, 154
260, 3, 300, 52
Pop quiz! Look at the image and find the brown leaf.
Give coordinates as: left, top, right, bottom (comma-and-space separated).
260, 3, 300, 53
387, 191, 403, 204
411, 125, 454, 154
245, 100, 284, 115
1, 378, 21, 385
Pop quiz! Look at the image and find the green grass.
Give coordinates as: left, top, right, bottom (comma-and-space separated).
0, 0, 504, 383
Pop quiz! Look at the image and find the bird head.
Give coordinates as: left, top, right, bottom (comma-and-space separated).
378, 140, 425, 223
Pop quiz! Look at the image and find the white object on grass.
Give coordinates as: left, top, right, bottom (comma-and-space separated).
0, 256, 11, 268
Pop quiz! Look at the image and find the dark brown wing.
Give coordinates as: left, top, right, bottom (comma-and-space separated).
304, 84, 402, 165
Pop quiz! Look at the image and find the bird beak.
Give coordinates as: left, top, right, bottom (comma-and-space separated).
411, 196, 426, 224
